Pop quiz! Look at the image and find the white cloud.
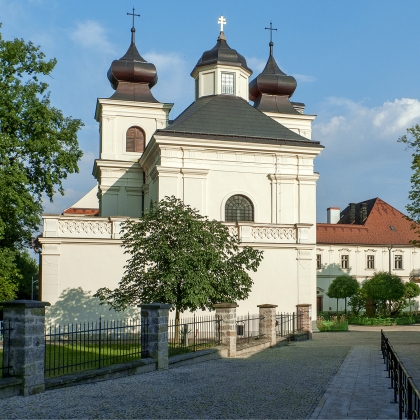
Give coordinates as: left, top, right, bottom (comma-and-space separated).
314, 97, 420, 221
143, 51, 194, 116
246, 57, 266, 74
293, 74, 316, 83
70, 20, 115, 54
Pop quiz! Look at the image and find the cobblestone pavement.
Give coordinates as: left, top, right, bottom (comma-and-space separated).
0, 329, 411, 419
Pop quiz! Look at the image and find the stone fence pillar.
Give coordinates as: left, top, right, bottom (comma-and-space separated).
213, 303, 238, 357
296, 304, 312, 333
2, 300, 50, 396
257, 304, 278, 346
141, 303, 171, 370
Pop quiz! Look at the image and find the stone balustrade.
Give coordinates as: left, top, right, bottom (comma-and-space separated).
42, 215, 311, 245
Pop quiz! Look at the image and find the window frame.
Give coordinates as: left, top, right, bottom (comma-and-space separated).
341, 254, 349, 269
394, 254, 403, 270
225, 194, 254, 223
367, 254, 375, 269
316, 254, 322, 270
221, 72, 235, 95
126, 126, 145, 153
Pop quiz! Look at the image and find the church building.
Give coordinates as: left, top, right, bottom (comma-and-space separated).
39, 18, 324, 324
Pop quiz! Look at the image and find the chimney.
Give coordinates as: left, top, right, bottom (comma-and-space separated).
327, 207, 340, 224
349, 203, 356, 224
360, 202, 367, 223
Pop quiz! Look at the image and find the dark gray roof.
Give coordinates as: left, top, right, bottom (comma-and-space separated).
157, 95, 322, 147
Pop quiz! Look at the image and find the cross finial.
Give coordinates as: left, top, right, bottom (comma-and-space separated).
265, 22, 277, 55
127, 7, 141, 43
218, 15, 226, 33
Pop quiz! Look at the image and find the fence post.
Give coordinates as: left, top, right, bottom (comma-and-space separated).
1, 300, 50, 396
213, 303, 238, 357
257, 304, 278, 346
140, 303, 171, 370
296, 304, 313, 336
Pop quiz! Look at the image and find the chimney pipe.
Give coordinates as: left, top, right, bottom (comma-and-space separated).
327, 207, 340, 224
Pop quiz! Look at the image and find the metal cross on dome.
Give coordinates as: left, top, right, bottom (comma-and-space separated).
127, 7, 140, 29
265, 22, 277, 43
218, 15, 226, 32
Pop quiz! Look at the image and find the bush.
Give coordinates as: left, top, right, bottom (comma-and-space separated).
317, 315, 348, 332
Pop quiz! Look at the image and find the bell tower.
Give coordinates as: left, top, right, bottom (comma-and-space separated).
93, 11, 173, 217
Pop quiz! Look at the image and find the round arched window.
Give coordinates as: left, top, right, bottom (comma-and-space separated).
126, 126, 145, 153
225, 194, 254, 222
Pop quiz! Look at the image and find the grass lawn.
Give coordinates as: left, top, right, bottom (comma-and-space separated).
45, 342, 142, 378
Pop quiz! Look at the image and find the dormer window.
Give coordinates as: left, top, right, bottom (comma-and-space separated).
221, 72, 234, 95
126, 126, 145, 153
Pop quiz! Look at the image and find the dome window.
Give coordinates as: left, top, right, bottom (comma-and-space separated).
126, 126, 145, 153
221, 72, 235, 95
225, 194, 254, 222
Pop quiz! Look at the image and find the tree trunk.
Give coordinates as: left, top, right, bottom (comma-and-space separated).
336, 298, 339, 314
345, 297, 347, 315
174, 308, 180, 345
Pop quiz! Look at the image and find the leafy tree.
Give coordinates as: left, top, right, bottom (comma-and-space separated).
0, 248, 21, 302
362, 272, 405, 316
404, 281, 420, 314
0, 26, 83, 291
399, 125, 420, 244
326, 274, 359, 314
348, 288, 367, 316
14, 251, 39, 300
95, 196, 264, 325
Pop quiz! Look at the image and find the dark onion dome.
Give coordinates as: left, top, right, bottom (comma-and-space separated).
191, 32, 252, 75
249, 42, 299, 114
107, 28, 159, 102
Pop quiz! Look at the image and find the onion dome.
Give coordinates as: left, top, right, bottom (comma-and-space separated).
191, 32, 252, 75
107, 28, 159, 102
249, 42, 299, 114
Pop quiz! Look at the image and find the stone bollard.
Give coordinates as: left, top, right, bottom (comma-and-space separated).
296, 303, 312, 334
1, 300, 50, 396
213, 303, 238, 357
140, 303, 171, 370
257, 304, 278, 346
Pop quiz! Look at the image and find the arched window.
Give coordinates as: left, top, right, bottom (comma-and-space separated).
225, 194, 254, 222
126, 126, 145, 153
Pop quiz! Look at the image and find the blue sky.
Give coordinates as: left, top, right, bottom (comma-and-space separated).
1, 0, 420, 222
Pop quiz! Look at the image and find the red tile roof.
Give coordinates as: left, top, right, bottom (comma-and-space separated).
62, 208, 99, 216
317, 198, 419, 245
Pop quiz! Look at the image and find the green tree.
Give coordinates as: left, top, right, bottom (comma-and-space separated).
95, 196, 264, 325
399, 124, 420, 244
362, 272, 405, 316
404, 281, 420, 314
348, 287, 367, 316
326, 274, 359, 314
0, 26, 83, 291
0, 248, 21, 302
14, 251, 39, 300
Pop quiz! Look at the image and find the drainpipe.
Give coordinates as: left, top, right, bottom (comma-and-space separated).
388, 246, 393, 274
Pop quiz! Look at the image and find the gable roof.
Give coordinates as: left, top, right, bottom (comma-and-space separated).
62, 186, 99, 216
317, 198, 418, 245
156, 95, 322, 148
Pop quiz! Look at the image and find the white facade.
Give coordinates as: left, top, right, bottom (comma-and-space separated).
317, 244, 420, 312
38, 28, 323, 324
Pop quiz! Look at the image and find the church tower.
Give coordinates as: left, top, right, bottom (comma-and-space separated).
93, 19, 173, 217
249, 27, 315, 139
190, 16, 252, 101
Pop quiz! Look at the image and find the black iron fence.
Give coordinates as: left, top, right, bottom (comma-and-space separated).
236, 313, 264, 344
45, 318, 147, 378
381, 330, 420, 419
0, 320, 12, 378
276, 312, 302, 337
168, 314, 221, 357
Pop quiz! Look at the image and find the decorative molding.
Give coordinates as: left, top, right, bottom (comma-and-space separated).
338, 248, 352, 253
228, 225, 239, 237
251, 227, 296, 241
364, 249, 377, 253
59, 220, 111, 235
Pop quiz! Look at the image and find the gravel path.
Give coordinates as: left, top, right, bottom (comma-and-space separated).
1, 337, 351, 419
1, 329, 409, 419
